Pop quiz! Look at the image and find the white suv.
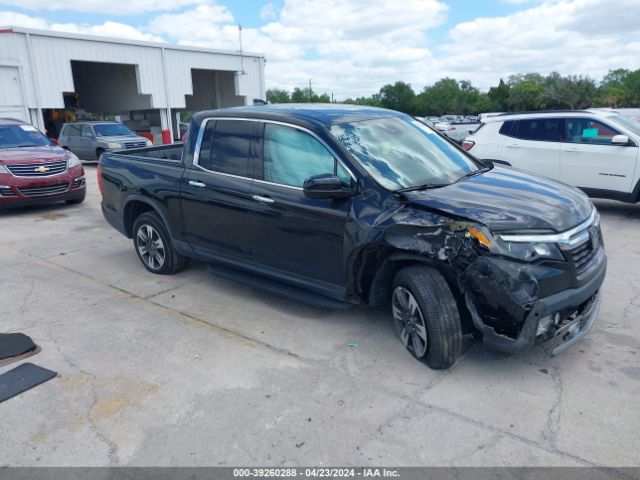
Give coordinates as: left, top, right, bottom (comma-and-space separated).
463, 110, 640, 203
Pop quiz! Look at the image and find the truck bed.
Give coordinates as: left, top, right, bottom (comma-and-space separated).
110, 143, 185, 162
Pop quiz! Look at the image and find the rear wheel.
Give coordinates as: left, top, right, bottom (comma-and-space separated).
392, 265, 462, 369
132, 212, 188, 274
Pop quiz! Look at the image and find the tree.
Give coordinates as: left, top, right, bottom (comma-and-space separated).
544, 72, 597, 110
266, 88, 290, 104
508, 73, 546, 111
488, 79, 510, 111
379, 81, 416, 114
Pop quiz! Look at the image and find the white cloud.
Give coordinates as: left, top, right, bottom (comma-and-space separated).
0, 11, 161, 42
0, 10, 48, 29
0, 0, 205, 15
436, 0, 640, 89
260, 3, 276, 20
2, 0, 640, 98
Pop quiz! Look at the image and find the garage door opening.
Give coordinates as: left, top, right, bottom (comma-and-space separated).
43, 61, 161, 141
185, 69, 245, 111
70, 60, 152, 114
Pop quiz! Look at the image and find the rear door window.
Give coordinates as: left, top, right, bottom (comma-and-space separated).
81, 125, 94, 138
499, 120, 516, 137
564, 118, 621, 145
515, 119, 560, 141
63, 124, 81, 137
197, 120, 254, 177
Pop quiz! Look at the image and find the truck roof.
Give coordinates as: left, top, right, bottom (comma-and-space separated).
194, 104, 404, 129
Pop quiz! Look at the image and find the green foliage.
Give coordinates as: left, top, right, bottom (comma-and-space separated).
379, 81, 417, 114
267, 69, 640, 115
266, 88, 291, 103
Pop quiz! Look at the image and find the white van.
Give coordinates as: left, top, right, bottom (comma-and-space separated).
463, 110, 640, 203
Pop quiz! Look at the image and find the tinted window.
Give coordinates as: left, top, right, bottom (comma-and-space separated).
198, 120, 253, 177
515, 119, 559, 141
63, 124, 81, 136
93, 123, 134, 137
564, 118, 621, 145
263, 123, 349, 188
499, 120, 515, 136
81, 125, 94, 138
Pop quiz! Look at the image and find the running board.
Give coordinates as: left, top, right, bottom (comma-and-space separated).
206, 264, 353, 310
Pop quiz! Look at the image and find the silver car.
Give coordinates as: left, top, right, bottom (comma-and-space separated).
59, 121, 152, 161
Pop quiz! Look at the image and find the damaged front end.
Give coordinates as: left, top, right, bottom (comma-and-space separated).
376, 204, 606, 355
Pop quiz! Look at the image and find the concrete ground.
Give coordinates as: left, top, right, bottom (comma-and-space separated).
0, 165, 638, 468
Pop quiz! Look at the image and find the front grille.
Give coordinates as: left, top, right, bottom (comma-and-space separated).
0, 186, 16, 197
7, 160, 68, 177
123, 141, 147, 149
18, 183, 69, 197
569, 238, 596, 274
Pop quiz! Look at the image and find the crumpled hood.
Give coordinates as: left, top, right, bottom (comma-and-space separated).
0, 146, 69, 164
403, 166, 593, 233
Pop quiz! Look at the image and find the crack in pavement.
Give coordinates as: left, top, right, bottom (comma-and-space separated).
47, 331, 120, 465
541, 365, 564, 448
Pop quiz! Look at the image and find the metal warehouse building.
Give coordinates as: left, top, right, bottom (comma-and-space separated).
0, 26, 265, 143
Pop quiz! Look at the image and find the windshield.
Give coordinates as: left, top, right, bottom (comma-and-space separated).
329, 116, 478, 190
0, 124, 51, 148
93, 123, 135, 137
609, 115, 640, 137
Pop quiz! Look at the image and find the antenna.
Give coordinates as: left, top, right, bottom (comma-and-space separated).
238, 24, 246, 75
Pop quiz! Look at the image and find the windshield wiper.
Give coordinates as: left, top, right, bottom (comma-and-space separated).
455, 166, 491, 183
393, 183, 448, 194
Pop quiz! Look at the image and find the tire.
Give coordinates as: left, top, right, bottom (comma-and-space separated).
132, 211, 189, 275
96, 148, 105, 161
392, 265, 462, 369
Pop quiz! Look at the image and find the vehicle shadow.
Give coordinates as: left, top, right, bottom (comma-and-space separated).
592, 198, 640, 220
0, 201, 80, 217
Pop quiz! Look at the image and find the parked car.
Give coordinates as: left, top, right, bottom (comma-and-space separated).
99, 105, 606, 369
59, 121, 152, 161
0, 118, 86, 208
463, 110, 640, 203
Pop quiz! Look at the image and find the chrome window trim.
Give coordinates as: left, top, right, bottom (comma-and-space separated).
192, 116, 358, 190
498, 208, 599, 249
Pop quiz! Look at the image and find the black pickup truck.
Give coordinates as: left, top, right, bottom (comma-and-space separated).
99, 104, 606, 369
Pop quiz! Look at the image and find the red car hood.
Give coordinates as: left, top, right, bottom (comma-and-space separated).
0, 146, 69, 164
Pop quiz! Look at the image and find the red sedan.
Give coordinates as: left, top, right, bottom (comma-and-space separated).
0, 118, 86, 209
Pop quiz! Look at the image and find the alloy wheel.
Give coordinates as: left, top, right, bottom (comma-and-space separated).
392, 286, 428, 357
136, 224, 166, 270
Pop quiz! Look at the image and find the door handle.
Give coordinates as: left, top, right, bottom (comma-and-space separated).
564, 148, 580, 152
506, 144, 521, 148
252, 195, 275, 204
188, 180, 206, 188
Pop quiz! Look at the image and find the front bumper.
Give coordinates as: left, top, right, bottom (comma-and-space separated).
466, 255, 606, 355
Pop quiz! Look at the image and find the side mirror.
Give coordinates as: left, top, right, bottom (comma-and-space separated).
303, 174, 355, 200
612, 134, 631, 146
49, 138, 59, 146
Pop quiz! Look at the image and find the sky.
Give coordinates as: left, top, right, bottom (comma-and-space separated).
1, 0, 639, 99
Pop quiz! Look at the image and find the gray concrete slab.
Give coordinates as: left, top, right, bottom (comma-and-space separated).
0, 166, 638, 468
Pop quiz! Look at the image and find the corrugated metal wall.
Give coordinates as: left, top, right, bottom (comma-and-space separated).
0, 29, 265, 111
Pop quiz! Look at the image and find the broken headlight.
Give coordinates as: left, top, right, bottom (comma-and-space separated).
466, 226, 564, 262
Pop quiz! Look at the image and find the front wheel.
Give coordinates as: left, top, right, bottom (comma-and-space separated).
132, 212, 188, 274
392, 266, 462, 369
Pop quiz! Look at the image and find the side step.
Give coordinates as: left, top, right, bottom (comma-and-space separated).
207, 263, 353, 310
